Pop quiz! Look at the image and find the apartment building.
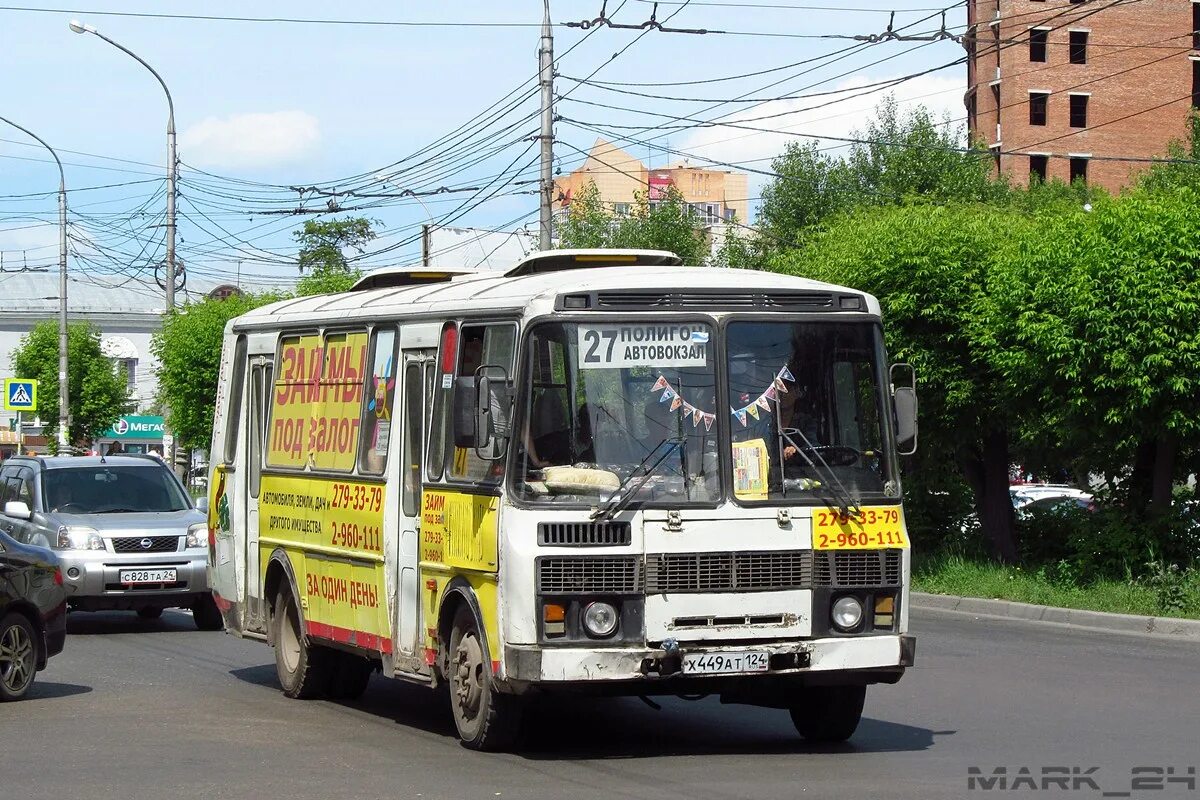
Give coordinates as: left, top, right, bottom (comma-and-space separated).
966, 0, 1200, 191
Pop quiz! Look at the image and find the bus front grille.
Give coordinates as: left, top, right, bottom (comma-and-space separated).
537, 521, 632, 547
813, 549, 903, 588
537, 556, 642, 594
644, 550, 814, 594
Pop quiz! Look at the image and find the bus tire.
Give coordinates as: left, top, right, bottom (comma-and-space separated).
192, 594, 224, 631
328, 651, 373, 700
272, 587, 332, 699
448, 606, 523, 751
788, 685, 866, 743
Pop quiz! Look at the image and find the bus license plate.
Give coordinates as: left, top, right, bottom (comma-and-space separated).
681, 650, 769, 675
120, 568, 177, 584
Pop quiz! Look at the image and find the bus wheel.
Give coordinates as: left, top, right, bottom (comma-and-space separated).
788, 685, 866, 743
328, 651, 373, 700
448, 606, 523, 751
273, 587, 332, 699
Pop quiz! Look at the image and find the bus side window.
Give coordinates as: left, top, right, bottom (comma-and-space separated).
402, 362, 423, 517
223, 335, 248, 465
448, 324, 516, 484
248, 361, 271, 499
359, 327, 398, 475
426, 323, 457, 482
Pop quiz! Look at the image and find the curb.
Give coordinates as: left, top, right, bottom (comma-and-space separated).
911, 592, 1200, 639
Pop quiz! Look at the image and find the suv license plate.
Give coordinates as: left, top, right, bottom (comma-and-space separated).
681, 650, 769, 675
120, 568, 177, 584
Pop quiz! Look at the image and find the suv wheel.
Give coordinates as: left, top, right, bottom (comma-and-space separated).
193, 594, 223, 631
0, 613, 37, 702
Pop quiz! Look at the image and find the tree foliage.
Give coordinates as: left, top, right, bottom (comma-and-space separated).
10, 321, 129, 451
759, 96, 999, 247
293, 216, 374, 295
555, 181, 709, 265
151, 292, 283, 451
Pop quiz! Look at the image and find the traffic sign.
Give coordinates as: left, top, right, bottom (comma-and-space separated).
3, 379, 37, 412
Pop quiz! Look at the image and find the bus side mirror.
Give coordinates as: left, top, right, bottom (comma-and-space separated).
890, 362, 917, 456
474, 366, 511, 459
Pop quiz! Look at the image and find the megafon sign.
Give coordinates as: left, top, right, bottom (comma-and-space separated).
104, 415, 166, 440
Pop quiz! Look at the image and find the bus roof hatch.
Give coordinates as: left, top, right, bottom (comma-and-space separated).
504, 249, 683, 277
350, 266, 477, 291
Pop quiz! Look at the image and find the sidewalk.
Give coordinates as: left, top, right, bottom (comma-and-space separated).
912, 591, 1200, 639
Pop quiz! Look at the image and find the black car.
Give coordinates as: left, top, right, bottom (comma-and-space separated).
0, 529, 67, 700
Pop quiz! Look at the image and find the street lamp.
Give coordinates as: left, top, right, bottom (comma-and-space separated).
69, 19, 177, 309
0, 115, 69, 454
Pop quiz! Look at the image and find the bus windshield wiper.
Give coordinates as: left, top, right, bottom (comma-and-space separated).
590, 436, 684, 521
772, 400, 859, 515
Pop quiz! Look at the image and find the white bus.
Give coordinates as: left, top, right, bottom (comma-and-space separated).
205, 249, 918, 750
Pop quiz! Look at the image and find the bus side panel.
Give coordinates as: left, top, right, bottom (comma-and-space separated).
259, 473, 392, 657
420, 489, 501, 671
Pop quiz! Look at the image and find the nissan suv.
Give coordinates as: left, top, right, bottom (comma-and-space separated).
0, 455, 220, 630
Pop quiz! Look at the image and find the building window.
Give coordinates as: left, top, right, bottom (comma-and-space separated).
1029, 155, 1049, 183
121, 358, 137, 394
1029, 92, 1049, 126
967, 91, 978, 129
1194, 4, 1199, 51
1194, 58, 1200, 109
1070, 157, 1088, 184
612, 202, 630, 216
1069, 94, 1089, 128
1029, 28, 1048, 62
1069, 31, 1088, 64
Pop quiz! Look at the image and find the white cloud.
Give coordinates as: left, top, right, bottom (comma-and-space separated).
676, 73, 968, 173
180, 110, 321, 169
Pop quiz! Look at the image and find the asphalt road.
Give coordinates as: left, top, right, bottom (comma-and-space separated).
5, 608, 1198, 800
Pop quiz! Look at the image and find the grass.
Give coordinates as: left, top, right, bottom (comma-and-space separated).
912, 551, 1200, 620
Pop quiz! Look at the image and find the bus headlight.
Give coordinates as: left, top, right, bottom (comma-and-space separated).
831, 596, 864, 631
582, 601, 619, 638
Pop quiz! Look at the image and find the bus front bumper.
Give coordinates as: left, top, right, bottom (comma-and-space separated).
502, 634, 915, 687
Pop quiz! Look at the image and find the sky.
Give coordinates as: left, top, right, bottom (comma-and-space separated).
0, 1, 969, 295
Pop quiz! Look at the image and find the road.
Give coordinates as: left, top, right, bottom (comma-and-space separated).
5, 608, 1198, 800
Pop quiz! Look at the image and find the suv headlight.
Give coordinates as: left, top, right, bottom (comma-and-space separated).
185, 522, 206, 550
57, 526, 104, 551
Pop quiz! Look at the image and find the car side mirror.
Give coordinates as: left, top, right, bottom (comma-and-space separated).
4, 500, 32, 521
195, 496, 210, 514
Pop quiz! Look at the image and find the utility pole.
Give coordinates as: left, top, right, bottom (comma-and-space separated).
0, 115, 69, 454
538, 0, 554, 250
421, 224, 431, 267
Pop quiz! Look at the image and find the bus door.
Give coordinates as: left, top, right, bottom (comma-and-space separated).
243, 354, 272, 633
394, 349, 434, 671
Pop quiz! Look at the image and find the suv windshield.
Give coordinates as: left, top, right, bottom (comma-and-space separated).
727, 321, 896, 504
515, 321, 719, 505
44, 465, 191, 514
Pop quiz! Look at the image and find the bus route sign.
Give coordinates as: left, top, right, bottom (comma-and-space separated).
3, 379, 37, 412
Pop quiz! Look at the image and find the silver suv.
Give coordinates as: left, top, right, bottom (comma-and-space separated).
0, 455, 219, 630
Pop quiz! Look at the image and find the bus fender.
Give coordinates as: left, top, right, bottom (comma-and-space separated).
263, 548, 306, 648
436, 577, 492, 680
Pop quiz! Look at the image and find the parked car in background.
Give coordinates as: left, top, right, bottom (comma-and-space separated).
0, 529, 66, 700
1018, 494, 1097, 519
0, 455, 220, 631
1010, 484, 1093, 510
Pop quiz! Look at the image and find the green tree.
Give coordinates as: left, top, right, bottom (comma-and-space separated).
988, 187, 1200, 519
759, 96, 999, 246
151, 292, 283, 451
776, 203, 1034, 562
10, 321, 130, 451
554, 181, 611, 249
293, 216, 375, 295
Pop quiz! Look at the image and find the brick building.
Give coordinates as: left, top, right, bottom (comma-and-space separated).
965, 0, 1200, 192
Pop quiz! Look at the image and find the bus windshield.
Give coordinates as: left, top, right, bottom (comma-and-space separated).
515, 321, 720, 505
727, 321, 896, 504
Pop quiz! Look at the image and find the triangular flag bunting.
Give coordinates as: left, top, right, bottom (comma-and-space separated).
764, 386, 777, 401
756, 395, 771, 412
652, 375, 669, 392
774, 378, 789, 393
703, 414, 714, 431
692, 408, 703, 426
746, 404, 760, 420
735, 409, 748, 426
670, 396, 683, 412
661, 388, 674, 403
780, 366, 795, 383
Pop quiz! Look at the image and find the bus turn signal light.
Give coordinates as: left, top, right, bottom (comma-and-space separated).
543, 603, 566, 637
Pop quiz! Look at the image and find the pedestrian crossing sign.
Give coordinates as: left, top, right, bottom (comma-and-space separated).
3, 379, 37, 412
